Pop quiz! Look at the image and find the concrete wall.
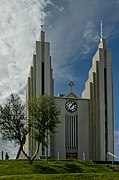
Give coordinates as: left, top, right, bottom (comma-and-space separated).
53, 95, 90, 160
82, 38, 114, 161
53, 97, 66, 159
78, 99, 90, 160
25, 30, 54, 158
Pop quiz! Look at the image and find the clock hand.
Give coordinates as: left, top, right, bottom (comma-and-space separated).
70, 102, 75, 108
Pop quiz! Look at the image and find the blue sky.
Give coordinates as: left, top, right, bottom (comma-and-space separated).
0, 0, 119, 159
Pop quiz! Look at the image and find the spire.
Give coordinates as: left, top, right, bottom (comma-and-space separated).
41, 13, 44, 31
32, 48, 36, 55
40, 13, 45, 41
100, 20, 103, 41
98, 20, 106, 49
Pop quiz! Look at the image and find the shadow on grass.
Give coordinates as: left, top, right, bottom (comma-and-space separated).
33, 164, 57, 174
33, 163, 83, 174
64, 163, 83, 173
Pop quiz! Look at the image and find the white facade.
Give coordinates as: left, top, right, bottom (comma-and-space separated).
24, 30, 114, 161
82, 39, 114, 161
24, 31, 54, 157
51, 93, 90, 160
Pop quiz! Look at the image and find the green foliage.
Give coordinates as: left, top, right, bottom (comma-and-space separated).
0, 160, 119, 179
0, 94, 28, 146
28, 94, 60, 145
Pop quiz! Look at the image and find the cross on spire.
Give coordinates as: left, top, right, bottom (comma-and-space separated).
41, 13, 44, 30
100, 20, 103, 41
68, 81, 75, 91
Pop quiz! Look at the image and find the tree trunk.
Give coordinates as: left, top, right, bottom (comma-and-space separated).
16, 146, 22, 159
45, 128, 48, 164
20, 147, 31, 160
16, 143, 40, 165
31, 143, 40, 161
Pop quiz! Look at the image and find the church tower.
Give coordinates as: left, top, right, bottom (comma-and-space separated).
82, 36, 114, 161
25, 30, 54, 157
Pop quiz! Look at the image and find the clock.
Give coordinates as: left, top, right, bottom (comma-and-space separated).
65, 100, 77, 113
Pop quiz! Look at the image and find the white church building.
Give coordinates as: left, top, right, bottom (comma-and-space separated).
24, 29, 114, 161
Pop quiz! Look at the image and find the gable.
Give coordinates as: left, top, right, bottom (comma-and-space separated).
64, 90, 80, 98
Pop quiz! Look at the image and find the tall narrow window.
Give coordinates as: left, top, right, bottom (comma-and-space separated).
42, 62, 44, 94
65, 115, 78, 153
104, 68, 108, 160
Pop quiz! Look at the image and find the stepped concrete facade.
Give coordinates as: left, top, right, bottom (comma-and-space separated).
82, 38, 114, 161
24, 30, 114, 161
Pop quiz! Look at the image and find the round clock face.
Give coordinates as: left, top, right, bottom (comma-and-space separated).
65, 100, 77, 113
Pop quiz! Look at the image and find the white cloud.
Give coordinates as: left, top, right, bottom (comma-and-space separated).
45, 0, 119, 90
0, 0, 51, 156
0, 0, 51, 102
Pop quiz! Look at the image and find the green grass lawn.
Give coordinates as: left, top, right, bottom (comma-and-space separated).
0, 159, 118, 179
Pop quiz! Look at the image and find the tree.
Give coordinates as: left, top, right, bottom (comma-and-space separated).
28, 94, 60, 164
0, 93, 60, 165
0, 94, 29, 159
